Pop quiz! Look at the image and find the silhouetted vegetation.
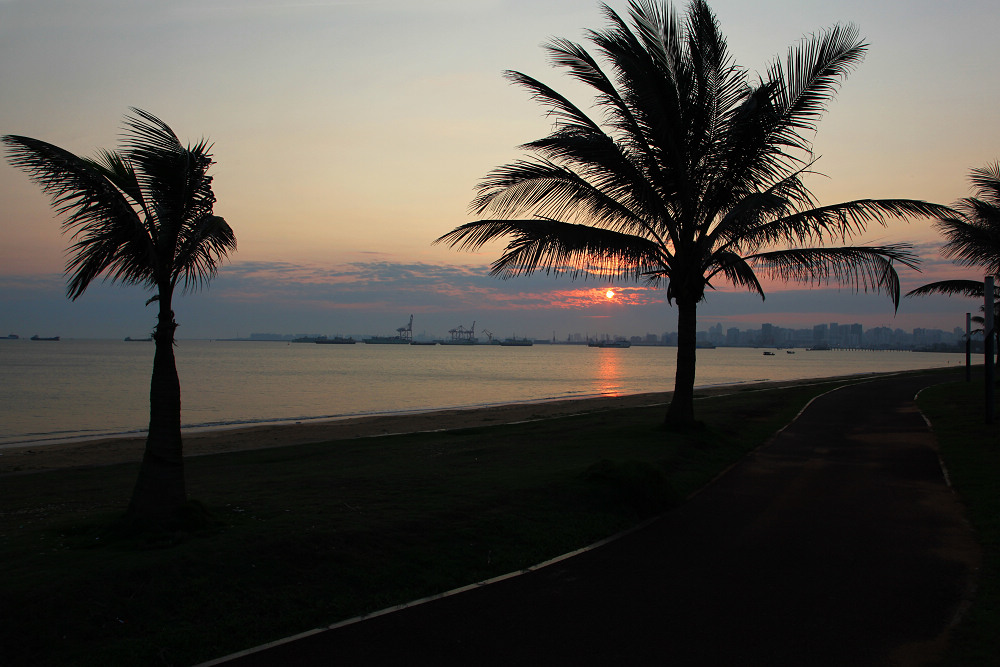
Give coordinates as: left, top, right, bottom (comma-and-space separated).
907, 162, 1000, 354
907, 162, 1000, 300
436, 0, 949, 425
3, 110, 236, 528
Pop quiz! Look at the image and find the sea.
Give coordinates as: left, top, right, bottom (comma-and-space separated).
0, 339, 966, 448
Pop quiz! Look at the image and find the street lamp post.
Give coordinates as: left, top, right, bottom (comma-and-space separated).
985, 276, 995, 424
966, 312, 972, 383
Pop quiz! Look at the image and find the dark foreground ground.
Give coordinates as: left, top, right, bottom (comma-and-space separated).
205, 372, 980, 667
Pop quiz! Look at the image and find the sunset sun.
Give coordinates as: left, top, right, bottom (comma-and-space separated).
605, 289, 615, 299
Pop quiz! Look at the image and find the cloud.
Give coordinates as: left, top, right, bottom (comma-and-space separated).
0, 255, 982, 339
0, 274, 66, 294
211, 259, 668, 313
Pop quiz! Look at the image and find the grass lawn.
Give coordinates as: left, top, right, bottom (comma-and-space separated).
918, 373, 1000, 665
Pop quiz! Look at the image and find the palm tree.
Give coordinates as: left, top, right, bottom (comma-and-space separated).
906, 163, 1000, 300
970, 307, 1000, 359
906, 164, 1000, 358
3, 109, 236, 528
436, 0, 949, 425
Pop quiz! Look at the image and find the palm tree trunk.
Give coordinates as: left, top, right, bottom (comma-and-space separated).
125, 292, 186, 526
666, 297, 698, 426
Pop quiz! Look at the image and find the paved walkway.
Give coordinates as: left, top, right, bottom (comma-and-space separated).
208, 372, 981, 666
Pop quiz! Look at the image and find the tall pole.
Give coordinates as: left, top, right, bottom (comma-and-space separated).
966, 312, 972, 382
985, 276, 995, 424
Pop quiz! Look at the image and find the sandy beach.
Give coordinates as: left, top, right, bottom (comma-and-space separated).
0, 391, 684, 475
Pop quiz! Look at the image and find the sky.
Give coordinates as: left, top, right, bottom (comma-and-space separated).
1, 0, 997, 340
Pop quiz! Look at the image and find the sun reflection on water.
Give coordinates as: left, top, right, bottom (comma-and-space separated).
594, 348, 625, 395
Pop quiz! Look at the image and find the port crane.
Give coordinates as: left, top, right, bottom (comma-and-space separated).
397, 314, 413, 342
448, 320, 477, 343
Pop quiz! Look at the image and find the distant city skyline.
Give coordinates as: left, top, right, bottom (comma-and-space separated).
3, 296, 972, 348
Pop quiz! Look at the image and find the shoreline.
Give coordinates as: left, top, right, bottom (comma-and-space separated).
0, 375, 804, 453
0, 371, 941, 476
0, 391, 675, 475
0, 390, 638, 451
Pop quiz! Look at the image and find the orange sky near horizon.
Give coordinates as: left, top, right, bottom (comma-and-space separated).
1, 0, 997, 338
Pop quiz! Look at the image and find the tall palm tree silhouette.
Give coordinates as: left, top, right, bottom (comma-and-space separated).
437, 0, 948, 425
4, 109, 236, 527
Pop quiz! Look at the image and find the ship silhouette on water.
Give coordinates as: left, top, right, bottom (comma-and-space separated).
498, 336, 533, 347
365, 315, 413, 344
588, 338, 631, 348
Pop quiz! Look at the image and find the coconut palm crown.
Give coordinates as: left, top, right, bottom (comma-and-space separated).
3, 108, 236, 527
436, 0, 949, 425
906, 162, 1000, 300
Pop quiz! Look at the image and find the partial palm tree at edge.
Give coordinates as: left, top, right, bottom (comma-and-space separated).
3, 109, 236, 529
436, 0, 950, 426
906, 162, 1000, 355
906, 162, 1000, 300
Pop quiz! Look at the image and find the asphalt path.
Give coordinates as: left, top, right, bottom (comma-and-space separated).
206, 371, 981, 666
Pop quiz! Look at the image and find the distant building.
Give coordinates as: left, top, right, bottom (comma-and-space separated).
850, 323, 863, 347
707, 323, 725, 346
813, 324, 828, 345
761, 323, 774, 346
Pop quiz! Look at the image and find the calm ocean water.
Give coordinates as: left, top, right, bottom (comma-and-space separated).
0, 339, 966, 448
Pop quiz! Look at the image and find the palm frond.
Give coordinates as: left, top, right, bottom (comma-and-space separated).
968, 162, 1000, 206
3, 136, 141, 233
905, 279, 990, 299
89, 150, 146, 215
765, 24, 866, 153
936, 214, 1000, 275
63, 218, 158, 298
748, 244, 919, 309
707, 23, 865, 209
755, 199, 954, 246
518, 129, 665, 222
122, 108, 185, 155
121, 109, 217, 235
962, 197, 1000, 228
707, 164, 817, 251
706, 250, 765, 298
586, 3, 698, 200
172, 214, 237, 292
468, 157, 665, 241
552, 12, 686, 213
503, 70, 603, 137
2, 134, 153, 299
436, 218, 662, 281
